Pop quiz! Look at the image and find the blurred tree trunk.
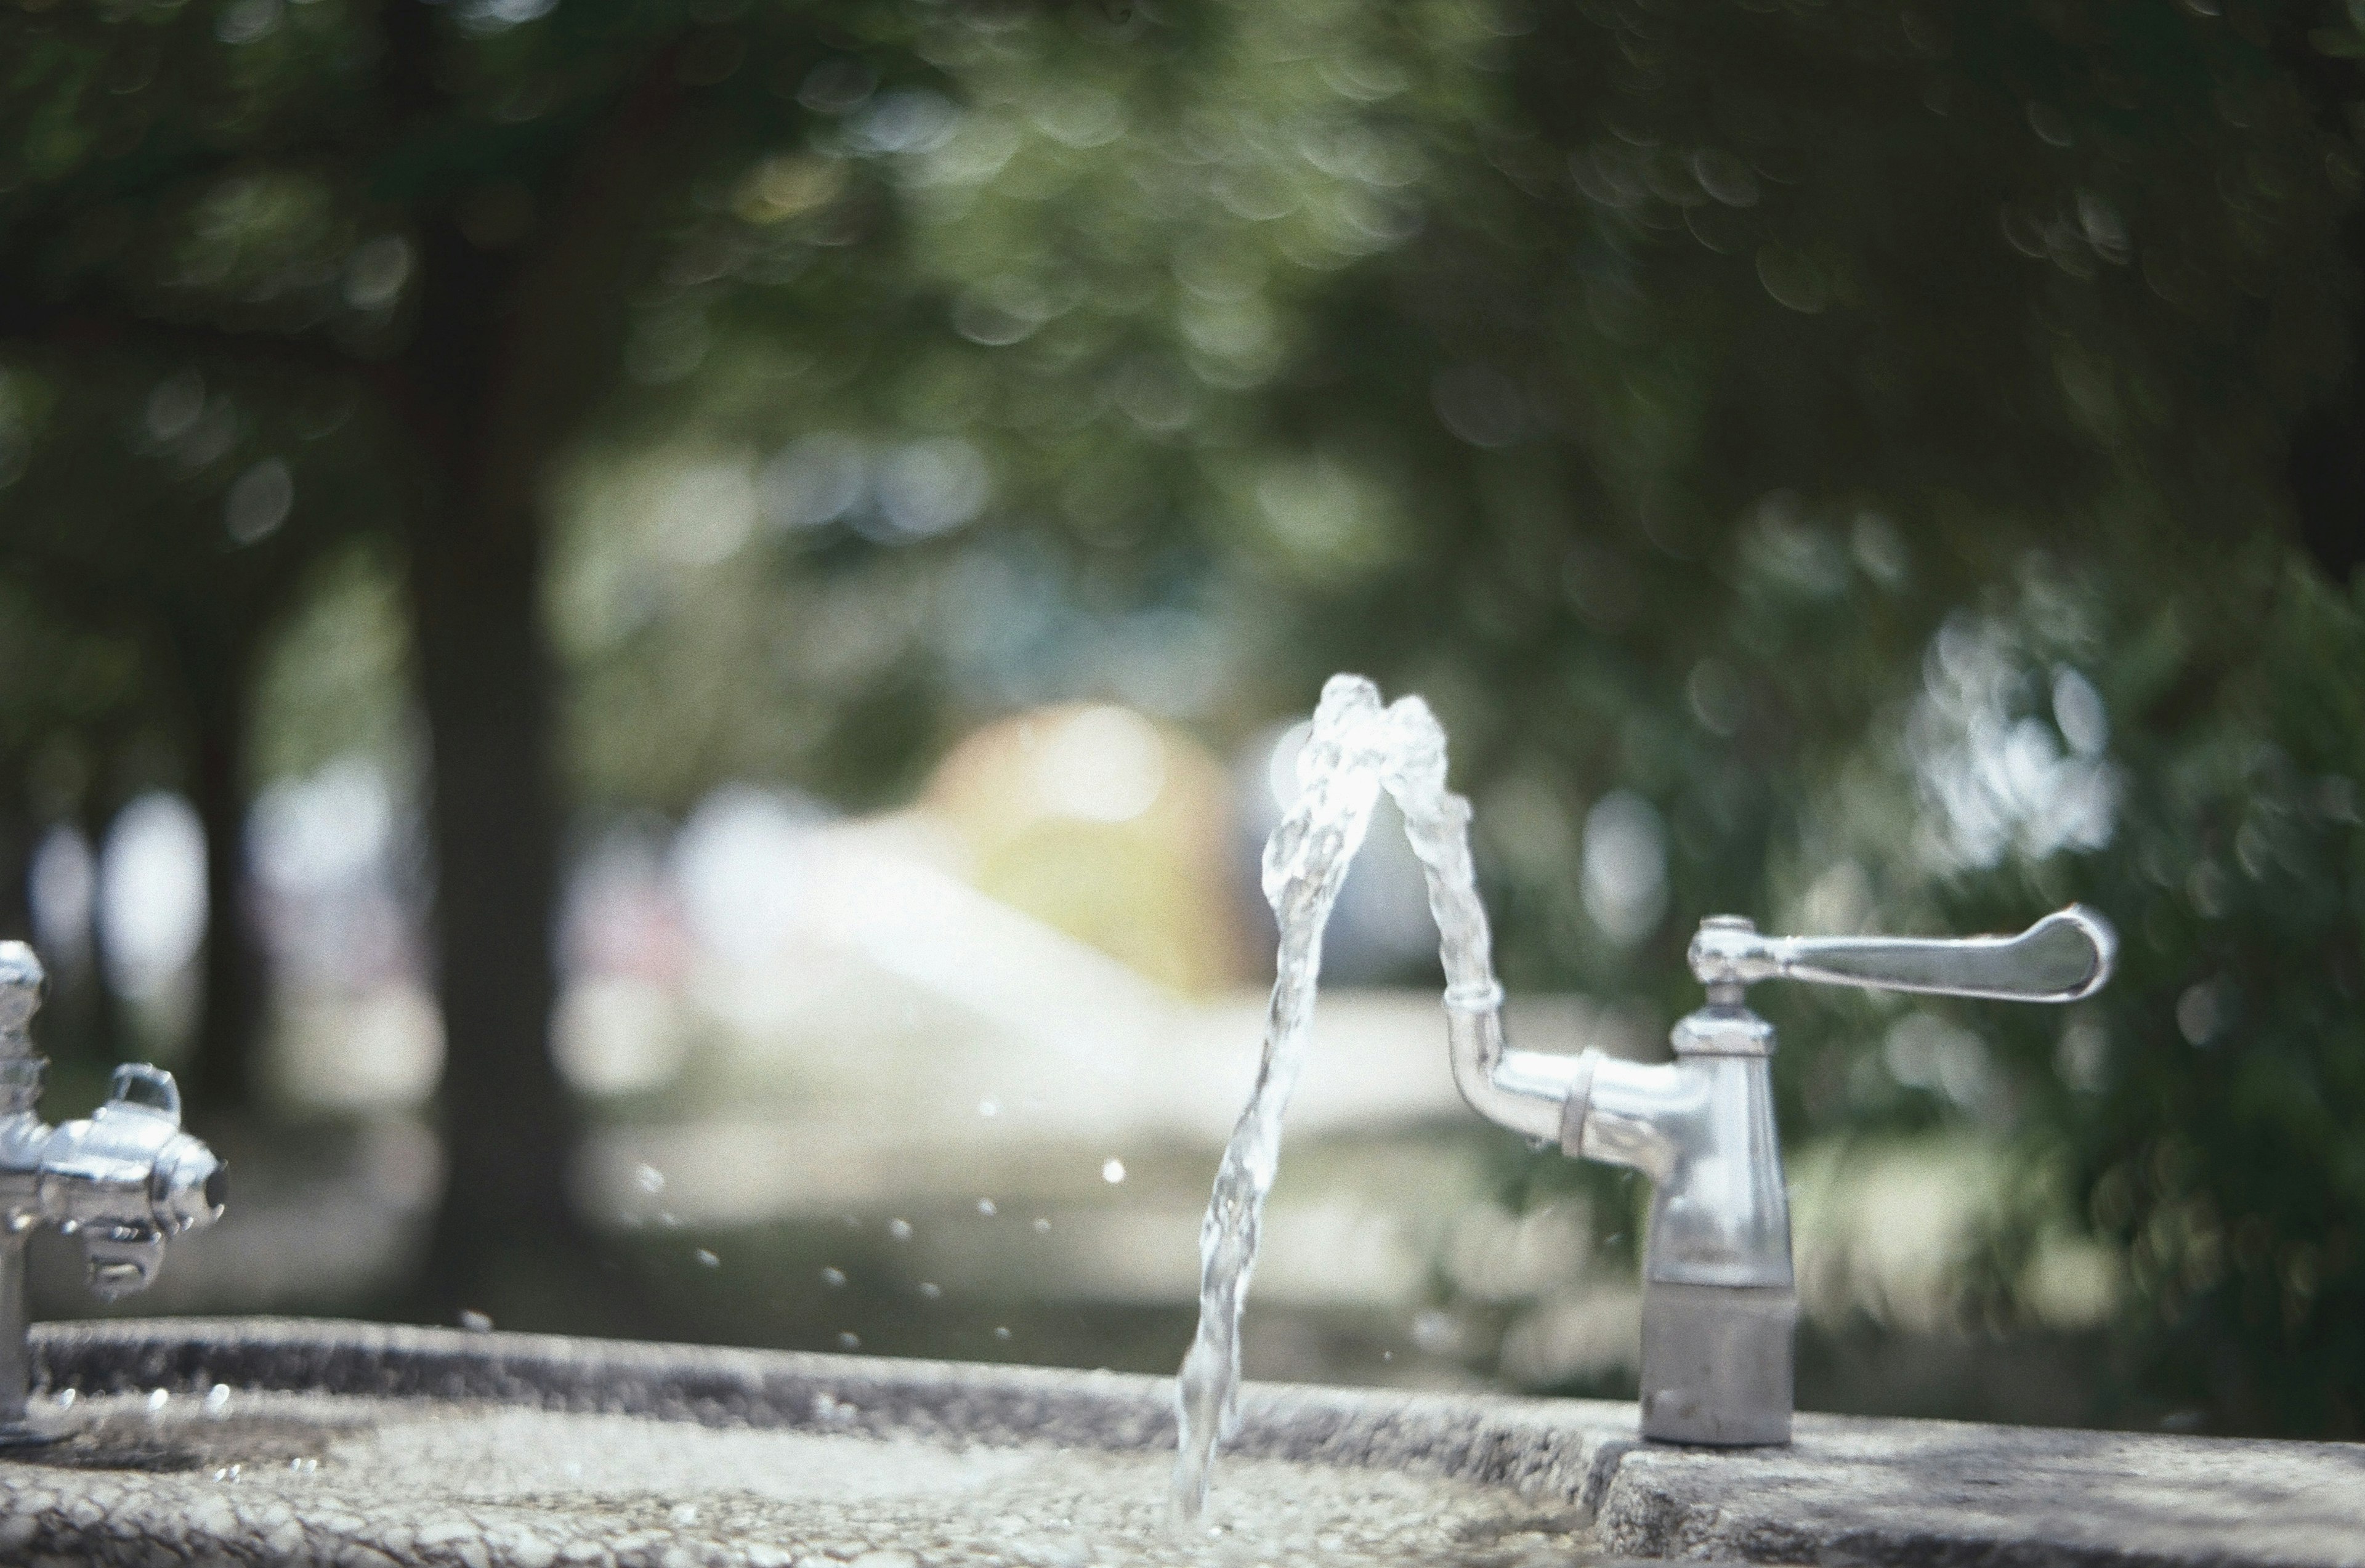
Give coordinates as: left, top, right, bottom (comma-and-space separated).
388, 17, 678, 1320
2273, 24, 2364, 589
179, 624, 264, 1119
408, 487, 579, 1317
0, 779, 29, 944
392, 185, 584, 1317
2287, 243, 2365, 589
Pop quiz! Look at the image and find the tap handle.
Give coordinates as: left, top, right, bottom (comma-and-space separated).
1691, 905, 2116, 1003
105, 1063, 182, 1123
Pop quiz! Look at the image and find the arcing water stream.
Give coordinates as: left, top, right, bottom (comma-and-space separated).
1172, 675, 1504, 1521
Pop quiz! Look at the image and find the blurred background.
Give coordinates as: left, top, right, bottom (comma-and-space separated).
1, 0, 2360, 1441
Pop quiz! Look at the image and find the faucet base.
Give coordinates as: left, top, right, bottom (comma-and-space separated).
1639, 1281, 1795, 1445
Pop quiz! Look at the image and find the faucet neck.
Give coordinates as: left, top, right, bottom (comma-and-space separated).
1444, 992, 1586, 1145
1671, 1004, 1776, 1057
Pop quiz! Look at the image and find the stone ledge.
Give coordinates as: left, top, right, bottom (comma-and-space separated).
18, 1318, 2365, 1567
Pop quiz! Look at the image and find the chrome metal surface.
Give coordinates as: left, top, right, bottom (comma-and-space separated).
0, 943, 225, 1445
1688, 905, 2117, 1003
1564, 1051, 1792, 1290
1668, 1005, 1776, 1058
1639, 1281, 1796, 1445
1448, 903, 2117, 1447
1444, 990, 1583, 1146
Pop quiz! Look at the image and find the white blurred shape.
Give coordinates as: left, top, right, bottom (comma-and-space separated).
1911, 615, 2119, 870
277, 987, 443, 1109
214, 0, 280, 46
1033, 706, 1165, 823
1883, 1011, 2003, 1120
1581, 790, 1667, 948
873, 439, 988, 538
761, 434, 868, 528
848, 89, 958, 156
2056, 1016, 2109, 1092
342, 236, 413, 312
251, 760, 392, 894
656, 461, 756, 565
458, 0, 556, 32
28, 825, 95, 963
1029, 87, 1126, 149
556, 977, 689, 1096
2052, 666, 2109, 758
225, 458, 293, 546
671, 786, 832, 970
99, 793, 208, 998
249, 758, 419, 994
145, 372, 205, 443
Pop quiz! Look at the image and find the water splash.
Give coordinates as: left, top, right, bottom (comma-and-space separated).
1171, 674, 1501, 1521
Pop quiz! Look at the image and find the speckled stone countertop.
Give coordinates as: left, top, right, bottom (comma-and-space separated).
0, 1318, 2356, 1567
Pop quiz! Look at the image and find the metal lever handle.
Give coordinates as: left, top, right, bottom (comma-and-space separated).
1690, 905, 2116, 1003
104, 1063, 182, 1122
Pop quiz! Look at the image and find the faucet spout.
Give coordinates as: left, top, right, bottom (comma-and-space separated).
1444, 988, 1586, 1146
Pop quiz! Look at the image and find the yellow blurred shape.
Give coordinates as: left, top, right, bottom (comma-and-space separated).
734, 155, 846, 224
921, 705, 1248, 995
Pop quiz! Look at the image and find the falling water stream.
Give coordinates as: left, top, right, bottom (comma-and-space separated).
1171, 674, 1503, 1521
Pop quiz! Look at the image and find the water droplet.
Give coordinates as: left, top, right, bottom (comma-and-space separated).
203, 1384, 231, 1415
977, 1198, 997, 1216
977, 1098, 1000, 1117
636, 1163, 667, 1194
694, 1248, 721, 1269
993, 1325, 1011, 1340
1032, 1216, 1051, 1233
55, 1389, 75, 1408
658, 1211, 682, 1229
147, 1388, 169, 1413
820, 1266, 847, 1288
919, 1281, 942, 1299
1410, 1309, 1461, 1354
671, 1503, 699, 1526
838, 1332, 862, 1351
887, 1218, 913, 1241
1101, 1158, 1126, 1184
459, 1309, 494, 1333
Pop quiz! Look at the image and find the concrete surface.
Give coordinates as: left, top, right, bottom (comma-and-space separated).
0, 1318, 2353, 1567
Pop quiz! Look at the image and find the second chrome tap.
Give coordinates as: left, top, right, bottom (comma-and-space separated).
1449, 906, 2115, 1445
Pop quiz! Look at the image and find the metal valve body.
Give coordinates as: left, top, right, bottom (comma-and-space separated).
0, 942, 226, 1444
1449, 906, 2114, 1445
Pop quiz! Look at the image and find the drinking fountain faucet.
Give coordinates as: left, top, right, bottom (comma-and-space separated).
1447, 905, 2114, 1445
0, 942, 227, 1446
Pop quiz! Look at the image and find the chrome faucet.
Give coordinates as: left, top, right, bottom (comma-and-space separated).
1449, 905, 2114, 1445
0, 942, 226, 1446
